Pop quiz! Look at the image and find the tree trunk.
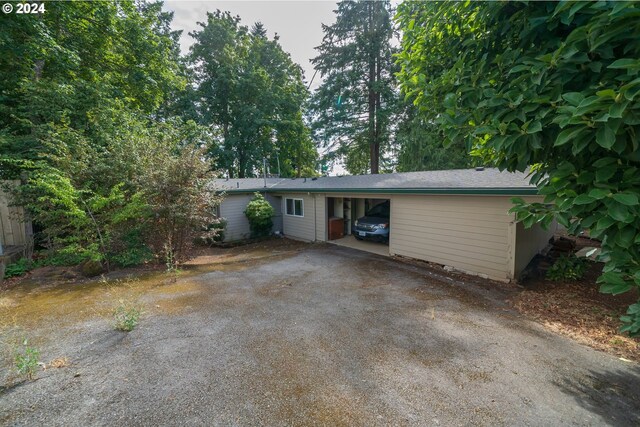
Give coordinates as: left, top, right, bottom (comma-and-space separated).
367, 2, 379, 174
238, 150, 245, 178
374, 45, 382, 174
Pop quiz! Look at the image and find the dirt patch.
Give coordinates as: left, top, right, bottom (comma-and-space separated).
185, 237, 309, 265
511, 258, 640, 362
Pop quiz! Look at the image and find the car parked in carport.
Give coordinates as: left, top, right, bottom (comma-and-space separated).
353, 201, 390, 243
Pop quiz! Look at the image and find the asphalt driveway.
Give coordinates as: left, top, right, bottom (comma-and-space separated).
1, 242, 639, 426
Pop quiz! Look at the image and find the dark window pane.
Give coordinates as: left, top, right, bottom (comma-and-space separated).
294, 199, 303, 216
286, 199, 293, 215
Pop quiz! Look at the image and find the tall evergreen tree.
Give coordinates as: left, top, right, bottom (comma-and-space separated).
310, 0, 396, 174
189, 11, 316, 178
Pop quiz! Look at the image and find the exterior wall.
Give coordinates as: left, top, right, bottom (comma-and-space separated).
514, 221, 556, 277
390, 195, 515, 281
265, 194, 283, 234
219, 194, 253, 242
280, 193, 318, 242
220, 189, 550, 283
0, 181, 28, 247
314, 194, 326, 241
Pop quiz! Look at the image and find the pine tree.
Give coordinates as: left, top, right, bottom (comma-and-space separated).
310, 0, 396, 174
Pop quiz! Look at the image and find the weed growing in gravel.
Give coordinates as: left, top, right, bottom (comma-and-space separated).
15, 340, 40, 380
113, 301, 142, 332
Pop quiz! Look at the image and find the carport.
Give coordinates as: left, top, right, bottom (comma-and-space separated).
326, 196, 390, 257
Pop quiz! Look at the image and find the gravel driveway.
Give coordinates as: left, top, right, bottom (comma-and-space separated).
1, 242, 639, 426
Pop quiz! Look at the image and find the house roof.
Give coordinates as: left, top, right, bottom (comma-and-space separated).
213, 168, 537, 196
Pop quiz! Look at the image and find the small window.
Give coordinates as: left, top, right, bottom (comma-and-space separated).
285, 198, 304, 217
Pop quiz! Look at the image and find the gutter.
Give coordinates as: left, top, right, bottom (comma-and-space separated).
218, 187, 539, 196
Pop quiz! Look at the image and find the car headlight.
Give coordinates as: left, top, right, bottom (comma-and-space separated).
354, 220, 359, 226
374, 223, 388, 229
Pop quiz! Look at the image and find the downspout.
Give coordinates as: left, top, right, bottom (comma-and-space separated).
314, 194, 317, 242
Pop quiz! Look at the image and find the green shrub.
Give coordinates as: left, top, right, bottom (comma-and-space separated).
244, 193, 274, 238
113, 301, 142, 332
209, 219, 226, 243
15, 340, 40, 381
42, 242, 102, 267
546, 255, 589, 281
110, 228, 154, 267
4, 258, 33, 278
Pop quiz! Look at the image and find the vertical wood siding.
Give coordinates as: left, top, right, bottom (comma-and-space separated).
0, 181, 27, 247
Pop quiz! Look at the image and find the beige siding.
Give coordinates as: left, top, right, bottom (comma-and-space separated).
514, 221, 556, 277
265, 194, 283, 233
314, 194, 327, 241
281, 193, 316, 241
0, 181, 27, 247
219, 194, 253, 242
390, 195, 515, 281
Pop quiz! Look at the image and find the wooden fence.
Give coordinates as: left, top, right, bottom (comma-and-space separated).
0, 180, 30, 248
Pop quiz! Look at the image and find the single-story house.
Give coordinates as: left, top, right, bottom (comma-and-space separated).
213, 168, 555, 282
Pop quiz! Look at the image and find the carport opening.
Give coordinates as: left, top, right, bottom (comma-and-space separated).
326, 197, 390, 256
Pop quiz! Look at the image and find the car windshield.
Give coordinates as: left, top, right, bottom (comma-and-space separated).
366, 202, 389, 218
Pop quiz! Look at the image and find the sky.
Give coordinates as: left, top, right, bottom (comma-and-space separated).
163, 0, 339, 90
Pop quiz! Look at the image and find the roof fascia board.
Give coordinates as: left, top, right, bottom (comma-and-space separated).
219, 187, 538, 196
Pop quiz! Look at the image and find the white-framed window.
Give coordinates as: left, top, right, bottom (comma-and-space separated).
285, 198, 304, 217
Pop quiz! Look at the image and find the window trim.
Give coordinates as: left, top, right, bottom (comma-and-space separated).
285, 197, 304, 217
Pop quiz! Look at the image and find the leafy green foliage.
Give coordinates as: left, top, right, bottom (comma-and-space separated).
0, 1, 185, 178
310, 0, 397, 174
397, 1, 640, 335
15, 340, 40, 381
113, 301, 142, 332
396, 112, 471, 172
3, 258, 33, 278
244, 193, 275, 238
546, 255, 589, 282
108, 225, 154, 268
189, 13, 316, 178
0, 1, 222, 269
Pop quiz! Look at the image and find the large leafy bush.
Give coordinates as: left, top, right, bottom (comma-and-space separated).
397, 1, 640, 334
244, 193, 274, 238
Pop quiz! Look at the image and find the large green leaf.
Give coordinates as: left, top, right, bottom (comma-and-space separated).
608, 203, 631, 222
596, 124, 616, 149
612, 192, 639, 206
573, 194, 595, 205
588, 188, 610, 199
554, 127, 585, 146
599, 271, 632, 295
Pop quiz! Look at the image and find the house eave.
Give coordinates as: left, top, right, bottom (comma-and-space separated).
217, 187, 538, 196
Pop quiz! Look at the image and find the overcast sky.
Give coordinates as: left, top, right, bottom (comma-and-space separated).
163, 0, 339, 89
